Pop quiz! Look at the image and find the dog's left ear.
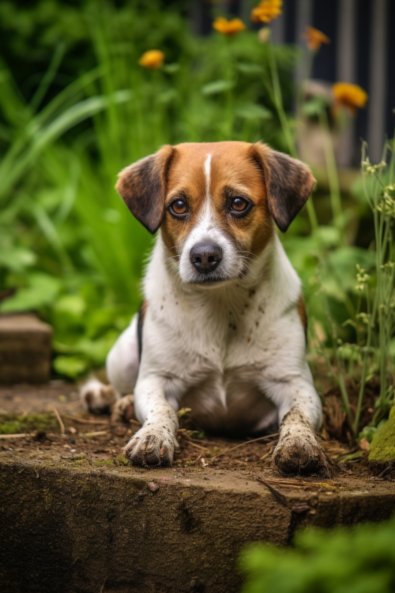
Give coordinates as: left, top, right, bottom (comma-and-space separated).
250, 143, 316, 232
116, 145, 174, 233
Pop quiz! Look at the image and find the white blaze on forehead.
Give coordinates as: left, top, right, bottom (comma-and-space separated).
178, 150, 243, 282
204, 153, 212, 198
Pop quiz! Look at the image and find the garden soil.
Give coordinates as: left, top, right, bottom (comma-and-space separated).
0, 381, 393, 481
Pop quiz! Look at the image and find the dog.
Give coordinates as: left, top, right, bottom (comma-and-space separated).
81, 141, 326, 474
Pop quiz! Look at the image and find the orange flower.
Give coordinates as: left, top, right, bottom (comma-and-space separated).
212, 17, 246, 36
332, 83, 368, 113
304, 27, 330, 51
250, 0, 282, 24
138, 50, 165, 69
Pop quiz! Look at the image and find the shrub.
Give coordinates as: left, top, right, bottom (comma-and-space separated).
240, 516, 395, 593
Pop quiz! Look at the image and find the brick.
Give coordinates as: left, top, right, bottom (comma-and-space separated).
0, 314, 52, 384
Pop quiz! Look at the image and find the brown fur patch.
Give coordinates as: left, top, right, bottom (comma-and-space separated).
160, 142, 274, 261
250, 144, 316, 232
160, 146, 207, 256
116, 145, 174, 233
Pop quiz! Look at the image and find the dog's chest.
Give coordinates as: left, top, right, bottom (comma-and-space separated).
146, 293, 279, 433
154, 289, 273, 370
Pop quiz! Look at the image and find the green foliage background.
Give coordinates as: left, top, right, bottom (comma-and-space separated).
0, 0, 299, 377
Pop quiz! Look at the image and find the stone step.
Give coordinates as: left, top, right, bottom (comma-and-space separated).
0, 456, 394, 593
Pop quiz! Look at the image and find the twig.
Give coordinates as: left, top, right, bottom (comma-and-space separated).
52, 407, 65, 435
185, 440, 209, 452
211, 433, 278, 459
177, 429, 209, 451
256, 476, 311, 513
62, 414, 109, 426
0, 433, 29, 439
81, 430, 108, 438
256, 476, 289, 506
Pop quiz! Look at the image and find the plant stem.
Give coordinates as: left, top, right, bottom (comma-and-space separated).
320, 111, 344, 235
267, 44, 319, 232
267, 46, 295, 155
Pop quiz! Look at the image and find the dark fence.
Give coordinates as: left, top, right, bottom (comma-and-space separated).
189, 0, 394, 166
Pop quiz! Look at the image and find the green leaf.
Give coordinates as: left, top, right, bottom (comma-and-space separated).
0, 246, 36, 272
314, 225, 341, 248
0, 273, 61, 313
302, 96, 331, 118
53, 354, 89, 379
163, 63, 180, 74
236, 103, 272, 121
236, 62, 264, 76
52, 294, 87, 329
157, 89, 178, 105
201, 80, 234, 96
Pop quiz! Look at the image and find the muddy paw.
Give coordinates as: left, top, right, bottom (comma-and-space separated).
124, 425, 178, 467
273, 433, 328, 476
80, 379, 117, 415
111, 394, 134, 423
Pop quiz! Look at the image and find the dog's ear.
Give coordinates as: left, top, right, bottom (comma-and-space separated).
250, 143, 316, 232
116, 145, 175, 233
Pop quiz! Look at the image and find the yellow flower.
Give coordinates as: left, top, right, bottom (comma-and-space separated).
304, 27, 330, 51
332, 83, 368, 113
138, 50, 165, 69
250, 0, 282, 24
212, 17, 246, 36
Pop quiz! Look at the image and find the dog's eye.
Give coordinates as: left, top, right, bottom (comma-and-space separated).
168, 198, 189, 218
229, 197, 252, 217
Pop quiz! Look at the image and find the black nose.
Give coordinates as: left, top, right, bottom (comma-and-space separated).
190, 241, 223, 273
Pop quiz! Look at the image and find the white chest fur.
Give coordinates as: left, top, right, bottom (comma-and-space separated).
139, 234, 306, 433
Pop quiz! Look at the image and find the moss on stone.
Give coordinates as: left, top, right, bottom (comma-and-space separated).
0, 413, 56, 434
92, 459, 114, 467
113, 454, 129, 466
368, 406, 395, 463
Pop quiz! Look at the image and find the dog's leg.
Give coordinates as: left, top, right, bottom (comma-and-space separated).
263, 373, 327, 475
106, 315, 139, 394
80, 316, 139, 415
123, 375, 179, 466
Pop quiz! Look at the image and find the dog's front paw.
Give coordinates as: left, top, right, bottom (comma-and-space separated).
124, 425, 178, 467
273, 431, 328, 476
80, 379, 117, 414
111, 394, 134, 423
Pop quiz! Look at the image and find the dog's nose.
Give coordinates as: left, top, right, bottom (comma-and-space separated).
190, 241, 223, 273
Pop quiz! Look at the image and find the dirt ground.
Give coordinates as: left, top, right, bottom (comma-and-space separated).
0, 381, 393, 485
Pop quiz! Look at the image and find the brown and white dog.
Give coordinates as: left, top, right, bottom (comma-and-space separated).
81, 141, 326, 474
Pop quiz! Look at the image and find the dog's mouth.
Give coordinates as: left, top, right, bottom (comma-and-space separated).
182, 263, 250, 288
186, 274, 238, 288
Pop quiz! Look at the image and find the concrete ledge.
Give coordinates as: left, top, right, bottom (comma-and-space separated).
1, 456, 394, 593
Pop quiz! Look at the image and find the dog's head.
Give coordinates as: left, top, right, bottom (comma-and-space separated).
116, 142, 315, 285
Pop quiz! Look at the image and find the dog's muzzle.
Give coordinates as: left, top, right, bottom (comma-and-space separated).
189, 241, 223, 274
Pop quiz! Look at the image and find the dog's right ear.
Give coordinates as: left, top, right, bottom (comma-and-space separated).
116, 145, 175, 233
